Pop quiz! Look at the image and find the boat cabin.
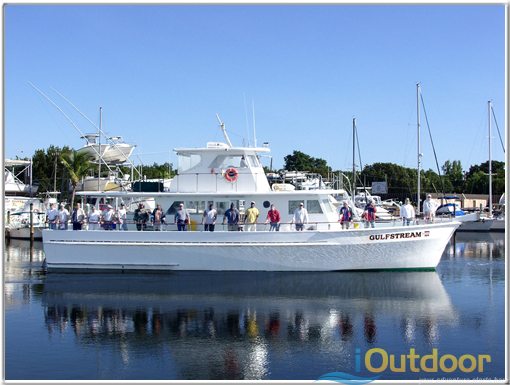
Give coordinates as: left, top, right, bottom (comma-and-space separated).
170, 142, 271, 193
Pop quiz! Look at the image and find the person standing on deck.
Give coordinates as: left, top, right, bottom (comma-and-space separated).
102, 205, 116, 230
57, 204, 70, 230
153, 204, 164, 231
400, 198, 416, 226
202, 203, 218, 232
117, 203, 128, 231
363, 199, 377, 228
134, 203, 149, 231
244, 201, 259, 231
87, 206, 101, 230
292, 202, 309, 231
174, 203, 190, 231
423, 194, 437, 223
338, 201, 353, 229
46, 203, 59, 230
223, 203, 240, 231
265, 204, 281, 231
71, 202, 86, 230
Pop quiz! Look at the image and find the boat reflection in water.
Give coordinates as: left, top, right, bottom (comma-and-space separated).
41, 271, 457, 380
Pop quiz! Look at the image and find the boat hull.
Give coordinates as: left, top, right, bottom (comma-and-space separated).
42, 222, 459, 272
7, 226, 44, 240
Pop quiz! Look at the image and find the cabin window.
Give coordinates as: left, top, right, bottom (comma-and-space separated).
166, 201, 183, 215
178, 154, 201, 173
209, 155, 253, 169
321, 198, 333, 214
307, 200, 323, 214
288, 200, 303, 214
186, 201, 206, 215
216, 201, 232, 216
247, 155, 260, 167
166, 201, 200, 215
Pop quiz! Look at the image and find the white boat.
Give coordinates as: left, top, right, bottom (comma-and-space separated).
452, 102, 505, 232
4, 159, 38, 195
77, 133, 136, 164
353, 192, 394, 221
42, 121, 460, 272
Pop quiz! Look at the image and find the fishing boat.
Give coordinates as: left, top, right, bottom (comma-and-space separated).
77, 133, 136, 164
42, 120, 460, 272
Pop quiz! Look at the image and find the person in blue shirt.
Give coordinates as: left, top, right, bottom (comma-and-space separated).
223, 203, 240, 231
339, 201, 353, 229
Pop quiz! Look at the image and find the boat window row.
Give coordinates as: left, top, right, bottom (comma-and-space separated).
166, 199, 325, 216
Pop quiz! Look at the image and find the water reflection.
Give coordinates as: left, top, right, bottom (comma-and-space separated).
41, 271, 456, 379
452, 232, 505, 260
4, 240, 45, 309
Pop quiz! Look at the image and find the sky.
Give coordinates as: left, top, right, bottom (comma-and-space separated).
4, 4, 506, 174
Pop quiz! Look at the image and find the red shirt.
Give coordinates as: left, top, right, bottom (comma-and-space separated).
266, 209, 281, 223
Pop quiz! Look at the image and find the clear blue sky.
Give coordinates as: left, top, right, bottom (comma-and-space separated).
4, 4, 506, 173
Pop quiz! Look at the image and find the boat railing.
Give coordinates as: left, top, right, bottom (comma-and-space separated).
41, 217, 443, 232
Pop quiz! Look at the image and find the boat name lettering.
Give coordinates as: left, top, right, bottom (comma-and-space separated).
369, 231, 428, 241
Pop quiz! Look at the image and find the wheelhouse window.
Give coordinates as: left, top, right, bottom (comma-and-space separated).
209, 154, 258, 169
307, 200, 323, 214
288, 200, 302, 215
177, 153, 201, 173
321, 198, 334, 214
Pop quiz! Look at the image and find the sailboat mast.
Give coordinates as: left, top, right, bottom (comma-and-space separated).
98, 107, 102, 191
352, 117, 356, 198
488, 100, 493, 218
416, 83, 422, 215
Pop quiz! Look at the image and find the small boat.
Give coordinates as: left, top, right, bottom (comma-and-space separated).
5, 208, 47, 240
42, 118, 460, 272
4, 159, 39, 196
77, 134, 136, 164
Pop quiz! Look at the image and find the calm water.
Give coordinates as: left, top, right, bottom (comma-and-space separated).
4, 232, 506, 381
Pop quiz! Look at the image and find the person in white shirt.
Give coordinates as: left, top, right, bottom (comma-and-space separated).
57, 204, 70, 230
87, 206, 101, 231
202, 203, 218, 232
117, 203, 128, 231
423, 194, 437, 223
292, 202, 309, 231
46, 203, 59, 230
102, 205, 115, 230
400, 198, 416, 226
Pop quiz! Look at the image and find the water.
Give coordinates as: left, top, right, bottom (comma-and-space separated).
4, 233, 506, 381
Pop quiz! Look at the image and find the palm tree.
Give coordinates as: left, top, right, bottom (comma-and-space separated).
60, 149, 94, 209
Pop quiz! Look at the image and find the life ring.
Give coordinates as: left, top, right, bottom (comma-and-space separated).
225, 167, 239, 182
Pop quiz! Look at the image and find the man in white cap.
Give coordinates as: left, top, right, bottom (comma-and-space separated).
423, 194, 437, 223
102, 204, 116, 230
292, 202, 309, 231
244, 201, 259, 231
118, 203, 128, 231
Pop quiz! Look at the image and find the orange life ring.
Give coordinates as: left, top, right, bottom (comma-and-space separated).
225, 167, 239, 182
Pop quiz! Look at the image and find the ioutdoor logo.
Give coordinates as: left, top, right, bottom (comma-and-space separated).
317, 348, 492, 384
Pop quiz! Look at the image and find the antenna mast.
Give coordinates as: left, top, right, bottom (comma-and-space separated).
417, 83, 422, 215
216, 113, 233, 148
488, 100, 493, 218
352, 117, 356, 199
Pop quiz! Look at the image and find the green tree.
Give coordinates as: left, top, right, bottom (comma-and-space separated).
464, 160, 505, 196
32, 145, 72, 194
442, 160, 464, 192
139, 162, 175, 179
60, 149, 94, 208
283, 151, 330, 177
